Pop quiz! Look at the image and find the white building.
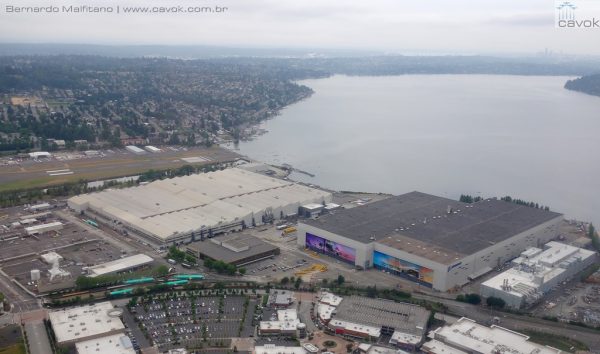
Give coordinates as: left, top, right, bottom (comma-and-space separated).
298, 192, 563, 291
75, 334, 135, 354
69, 168, 332, 245
480, 241, 597, 308
25, 221, 63, 235
125, 145, 145, 154
422, 317, 562, 354
144, 145, 162, 153
87, 254, 154, 277
29, 151, 51, 159
49, 302, 125, 345
254, 345, 306, 354
259, 309, 305, 337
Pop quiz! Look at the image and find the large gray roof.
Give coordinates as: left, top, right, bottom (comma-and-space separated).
304, 192, 562, 260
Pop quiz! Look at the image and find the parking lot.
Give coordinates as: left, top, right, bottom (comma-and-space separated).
129, 291, 257, 350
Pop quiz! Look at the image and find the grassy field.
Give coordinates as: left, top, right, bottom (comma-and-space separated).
521, 329, 589, 352
0, 343, 26, 354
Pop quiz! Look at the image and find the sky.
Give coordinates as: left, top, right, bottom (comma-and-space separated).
0, 0, 599, 55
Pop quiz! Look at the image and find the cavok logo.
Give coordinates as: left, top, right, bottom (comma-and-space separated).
555, 0, 600, 28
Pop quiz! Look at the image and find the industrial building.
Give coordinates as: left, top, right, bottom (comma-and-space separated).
185, 234, 279, 266
49, 302, 125, 345
316, 293, 429, 351
69, 168, 331, 245
87, 254, 154, 277
259, 309, 306, 337
298, 192, 563, 291
25, 221, 63, 235
480, 241, 597, 308
422, 317, 561, 354
75, 334, 135, 354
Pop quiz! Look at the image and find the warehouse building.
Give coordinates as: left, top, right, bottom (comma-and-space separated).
75, 334, 135, 354
298, 192, 563, 291
49, 302, 125, 345
87, 254, 154, 278
25, 221, 63, 235
422, 317, 561, 354
69, 168, 331, 245
316, 293, 429, 351
480, 241, 597, 309
186, 234, 279, 266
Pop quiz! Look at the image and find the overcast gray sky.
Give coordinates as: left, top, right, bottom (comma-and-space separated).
0, 0, 598, 55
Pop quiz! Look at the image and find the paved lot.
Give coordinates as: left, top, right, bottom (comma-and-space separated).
129, 292, 256, 350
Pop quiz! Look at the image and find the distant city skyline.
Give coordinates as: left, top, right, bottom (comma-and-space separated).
0, 0, 598, 55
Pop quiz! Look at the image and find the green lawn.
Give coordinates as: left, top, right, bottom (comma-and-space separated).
521, 329, 589, 352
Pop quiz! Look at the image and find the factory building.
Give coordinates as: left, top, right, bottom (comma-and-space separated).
87, 254, 154, 278
422, 317, 562, 354
480, 241, 597, 309
25, 221, 63, 235
316, 292, 429, 351
49, 302, 125, 345
69, 168, 331, 245
298, 192, 563, 291
186, 234, 279, 266
75, 334, 135, 354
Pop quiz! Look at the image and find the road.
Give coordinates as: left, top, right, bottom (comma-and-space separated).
0, 269, 40, 312
413, 292, 600, 351
24, 321, 52, 354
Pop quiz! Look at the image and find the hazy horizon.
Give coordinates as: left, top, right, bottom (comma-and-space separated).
1, 0, 600, 56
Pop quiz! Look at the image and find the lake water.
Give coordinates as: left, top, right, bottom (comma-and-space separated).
233, 75, 600, 226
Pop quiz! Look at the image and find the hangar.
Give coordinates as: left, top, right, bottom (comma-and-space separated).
298, 191, 563, 291
68, 168, 331, 245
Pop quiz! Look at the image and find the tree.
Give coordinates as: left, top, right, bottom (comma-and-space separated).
366, 286, 378, 298
456, 293, 481, 305
337, 275, 345, 286
153, 265, 170, 277
238, 267, 246, 275
294, 277, 302, 289
486, 296, 506, 309
280, 277, 290, 285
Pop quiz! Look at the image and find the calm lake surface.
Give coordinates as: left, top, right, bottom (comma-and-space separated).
233, 75, 600, 226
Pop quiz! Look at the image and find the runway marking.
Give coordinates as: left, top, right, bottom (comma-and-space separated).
45, 169, 71, 173
48, 171, 74, 176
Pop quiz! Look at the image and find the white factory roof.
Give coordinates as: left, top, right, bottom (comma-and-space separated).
482, 242, 596, 298
25, 221, 63, 233
329, 319, 381, 338
69, 168, 331, 241
75, 334, 135, 354
254, 345, 306, 354
319, 292, 343, 306
88, 254, 153, 277
49, 302, 124, 344
427, 317, 561, 354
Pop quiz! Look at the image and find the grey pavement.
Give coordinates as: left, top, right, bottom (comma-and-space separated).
24, 321, 52, 354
